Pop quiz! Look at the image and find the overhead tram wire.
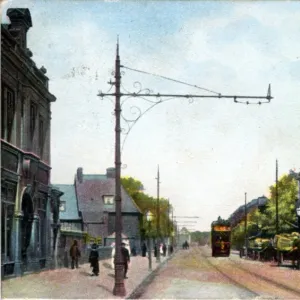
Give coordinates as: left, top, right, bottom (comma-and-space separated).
121, 65, 221, 95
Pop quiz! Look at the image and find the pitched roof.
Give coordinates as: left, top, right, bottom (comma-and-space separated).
81, 211, 105, 223
53, 184, 81, 221
83, 174, 107, 181
76, 176, 142, 223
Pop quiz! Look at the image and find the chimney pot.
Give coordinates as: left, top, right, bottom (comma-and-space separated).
106, 167, 116, 179
77, 167, 83, 183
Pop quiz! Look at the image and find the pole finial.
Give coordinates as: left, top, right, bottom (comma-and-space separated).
116, 35, 119, 58
267, 84, 272, 100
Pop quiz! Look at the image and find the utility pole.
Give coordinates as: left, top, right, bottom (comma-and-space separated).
112, 41, 125, 296
276, 159, 279, 234
97, 43, 273, 297
167, 199, 170, 252
244, 192, 247, 258
156, 165, 161, 263
171, 206, 174, 247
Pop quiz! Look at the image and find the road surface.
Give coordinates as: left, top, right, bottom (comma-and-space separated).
132, 246, 300, 299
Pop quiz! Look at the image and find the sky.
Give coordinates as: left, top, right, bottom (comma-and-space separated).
1, 0, 300, 231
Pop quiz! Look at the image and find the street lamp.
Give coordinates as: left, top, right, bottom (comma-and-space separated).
244, 192, 248, 258
156, 166, 161, 263
146, 211, 153, 271
98, 41, 272, 297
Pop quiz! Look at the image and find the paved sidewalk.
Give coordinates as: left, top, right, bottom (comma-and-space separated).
2, 254, 171, 299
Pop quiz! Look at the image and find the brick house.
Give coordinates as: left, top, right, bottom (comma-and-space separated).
55, 167, 143, 253
1, 8, 62, 278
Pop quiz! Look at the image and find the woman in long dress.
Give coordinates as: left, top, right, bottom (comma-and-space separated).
111, 242, 115, 269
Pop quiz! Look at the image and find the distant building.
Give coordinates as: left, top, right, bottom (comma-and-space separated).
54, 167, 143, 253
1, 8, 62, 278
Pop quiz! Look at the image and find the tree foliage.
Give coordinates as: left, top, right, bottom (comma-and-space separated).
121, 176, 175, 238
231, 173, 298, 248
190, 231, 210, 245
260, 174, 297, 234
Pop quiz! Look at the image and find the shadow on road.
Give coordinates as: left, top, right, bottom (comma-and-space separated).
98, 284, 113, 294
80, 270, 92, 277
102, 262, 112, 269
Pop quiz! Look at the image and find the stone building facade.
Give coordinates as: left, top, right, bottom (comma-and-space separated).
1, 8, 62, 278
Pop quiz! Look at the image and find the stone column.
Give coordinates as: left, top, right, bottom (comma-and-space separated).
45, 198, 54, 269
28, 213, 39, 272
12, 212, 23, 276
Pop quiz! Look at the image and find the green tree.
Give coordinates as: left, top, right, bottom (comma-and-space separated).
231, 222, 246, 250
191, 231, 210, 245
259, 174, 297, 234
121, 177, 174, 238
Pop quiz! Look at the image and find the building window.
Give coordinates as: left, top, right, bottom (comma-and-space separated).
59, 201, 66, 212
30, 101, 37, 139
103, 196, 114, 205
1, 182, 16, 263
1, 203, 14, 262
39, 116, 44, 158
1, 86, 15, 142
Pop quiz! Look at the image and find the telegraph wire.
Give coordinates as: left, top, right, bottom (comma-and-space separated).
121, 65, 220, 95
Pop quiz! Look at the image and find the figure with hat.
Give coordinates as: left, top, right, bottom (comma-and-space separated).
89, 243, 99, 276
121, 242, 130, 279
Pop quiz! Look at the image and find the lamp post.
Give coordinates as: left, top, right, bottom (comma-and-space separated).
112, 42, 126, 297
156, 166, 161, 263
98, 41, 272, 296
276, 159, 279, 234
244, 192, 248, 258
167, 199, 170, 256
146, 211, 153, 271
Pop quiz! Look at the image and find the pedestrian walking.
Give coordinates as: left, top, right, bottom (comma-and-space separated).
121, 242, 130, 279
89, 243, 99, 276
162, 243, 167, 256
69, 240, 81, 269
142, 242, 147, 257
154, 244, 158, 257
131, 245, 137, 256
111, 243, 115, 270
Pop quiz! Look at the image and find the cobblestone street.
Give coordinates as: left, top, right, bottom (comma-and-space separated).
2, 254, 170, 299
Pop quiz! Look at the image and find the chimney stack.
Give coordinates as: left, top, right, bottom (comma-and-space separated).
106, 167, 116, 179
77, 167, 83, 183
7, 8, 32, 49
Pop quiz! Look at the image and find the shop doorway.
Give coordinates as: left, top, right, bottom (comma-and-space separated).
21, 193, 33, 270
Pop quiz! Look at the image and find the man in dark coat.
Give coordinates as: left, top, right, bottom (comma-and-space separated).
162, 243, 167, 256
121, 242, 130, 278
89, 243, 99, 276
69, 240, 81, 269
154, 244, 158, 257
142, 242, 147, 257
